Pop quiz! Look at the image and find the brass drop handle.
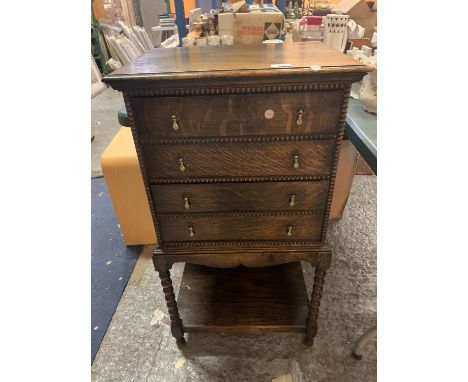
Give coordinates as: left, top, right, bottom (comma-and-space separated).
178, 157, 186, 173
188, 226, 195, 237
287, 225, 293, 237
296, 108, 304, 126
289, 194, 296, 207
184, 196, 190, 210
171, 114, 179, 131
293, 155, 300, 169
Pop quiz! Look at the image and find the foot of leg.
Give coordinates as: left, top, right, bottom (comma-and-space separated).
176, 337, 186, 349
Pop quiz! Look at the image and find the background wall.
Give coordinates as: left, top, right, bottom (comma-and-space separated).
100, 0, 124, 23
93, 0, 136, 25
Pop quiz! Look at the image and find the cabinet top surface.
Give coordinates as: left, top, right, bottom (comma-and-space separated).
103, 42, 369, 84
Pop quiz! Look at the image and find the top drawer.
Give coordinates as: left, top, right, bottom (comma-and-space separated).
132, 91, 344, 139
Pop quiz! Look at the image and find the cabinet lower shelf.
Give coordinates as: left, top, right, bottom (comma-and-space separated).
178, 262, 310, 333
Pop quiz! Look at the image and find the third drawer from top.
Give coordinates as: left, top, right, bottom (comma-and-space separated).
150, 181, 330, 213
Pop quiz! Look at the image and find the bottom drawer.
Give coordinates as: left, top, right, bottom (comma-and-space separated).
158, 213, 324, 243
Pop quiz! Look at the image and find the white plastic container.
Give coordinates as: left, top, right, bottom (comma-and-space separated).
195, 37, 207, 46
220, 35, 234, 45
207, 35, 221, 46
182, 37, 195, 47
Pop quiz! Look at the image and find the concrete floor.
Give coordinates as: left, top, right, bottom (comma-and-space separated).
91, 91, 377, 381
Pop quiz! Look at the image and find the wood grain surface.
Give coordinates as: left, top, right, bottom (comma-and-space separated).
103, 42, 369, 84
151, 181, 329, 213
133, 91, 343, 139
142, 140, 335, 179
177, 262, 309, 333
158, 212, 324, 242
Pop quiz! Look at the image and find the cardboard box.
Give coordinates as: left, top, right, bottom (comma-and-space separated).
335, 0, 376, 38
218, 4, 285, 45
347, 38, 373, 50
351, 13, 377, 38
330, 140, 359, 220
335, 0, 371, 18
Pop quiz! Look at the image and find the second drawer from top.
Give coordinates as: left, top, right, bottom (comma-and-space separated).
142, 140, 335, 180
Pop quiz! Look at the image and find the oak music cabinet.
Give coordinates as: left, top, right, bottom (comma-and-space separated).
103, 42, 369, 348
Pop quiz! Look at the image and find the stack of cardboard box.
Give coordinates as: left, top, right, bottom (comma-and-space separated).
335, 0, 376, 38
218, 3, 284, 45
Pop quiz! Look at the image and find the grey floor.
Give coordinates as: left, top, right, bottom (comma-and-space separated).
91, 90, 377, 382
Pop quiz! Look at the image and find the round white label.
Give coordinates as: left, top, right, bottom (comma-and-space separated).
264, 109, 274, 119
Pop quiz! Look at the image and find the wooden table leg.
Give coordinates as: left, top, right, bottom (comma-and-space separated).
304, 266, 327, 347
153, 255, 186, 348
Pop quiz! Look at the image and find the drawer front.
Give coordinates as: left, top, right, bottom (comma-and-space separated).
132, 91, 343, 139
151, 181, 329, 213
142, 140, 335, 180
158, 213, 324, 242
